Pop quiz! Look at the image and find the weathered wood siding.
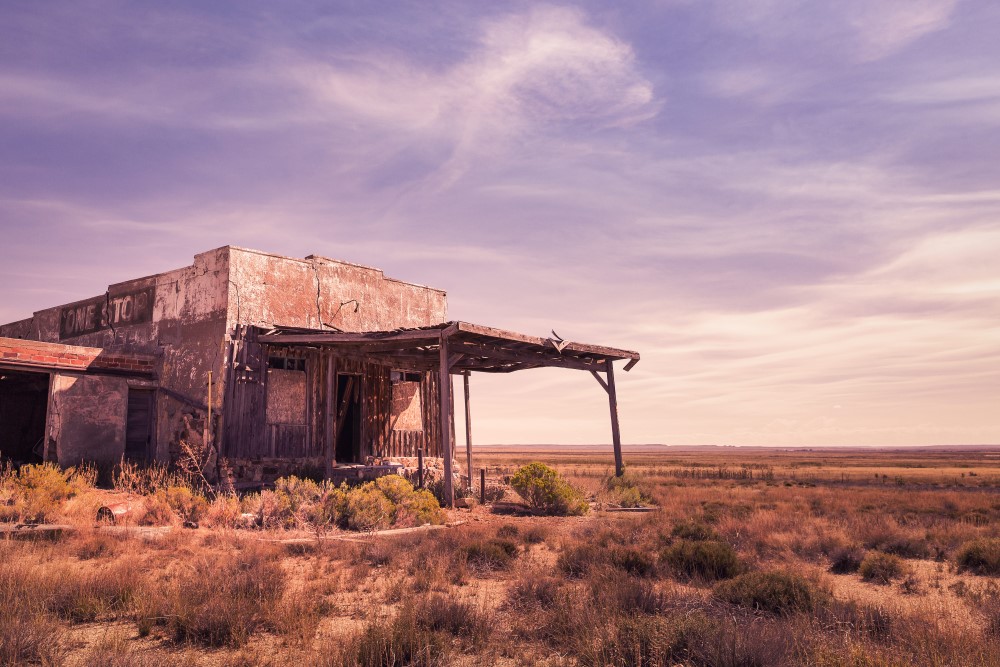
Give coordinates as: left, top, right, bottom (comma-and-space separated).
222, 327, 442, 461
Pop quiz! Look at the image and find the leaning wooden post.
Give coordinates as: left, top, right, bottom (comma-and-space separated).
438, 334, 455, 507
606, 359, 624, 477
463, 372, 473, 489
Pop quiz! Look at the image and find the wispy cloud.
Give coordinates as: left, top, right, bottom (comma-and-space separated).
0, 1, 997, 446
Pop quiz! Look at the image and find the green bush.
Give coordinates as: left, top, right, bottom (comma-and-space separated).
343, 484, 395, 531
510, 462, 588, 516
714, 571, 829, 615
280, 475, 444, 532
955, 538, 1000, 576
661, 539, 741, 581
859, 552, 906, 584
165, 485, 209, 522
275, 475, 322, 512
1, 463, 92, 523
603, 470, 654, 508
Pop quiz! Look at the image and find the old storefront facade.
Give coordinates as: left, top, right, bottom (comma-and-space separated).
0, 246, 639, 503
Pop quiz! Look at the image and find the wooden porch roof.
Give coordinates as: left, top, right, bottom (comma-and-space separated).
257, 321, 640, 374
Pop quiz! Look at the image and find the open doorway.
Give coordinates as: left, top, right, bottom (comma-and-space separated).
0, 369, 49, 464
335, 374, 361, 463
125, 388, 155, 463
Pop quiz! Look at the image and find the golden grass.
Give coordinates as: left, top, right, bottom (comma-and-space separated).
3, 447, 1000, 665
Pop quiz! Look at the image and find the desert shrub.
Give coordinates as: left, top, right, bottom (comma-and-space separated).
149, 542, 285, 647
358, 540, 395, 567
859, 552, 906, 584
112, 459, 175, 496
462, 539, 518, 571
3, 462, 92, 523
305, 476, 443, 531
956, 538, 1000, 576
78, 633, 176, 667
416, 594, 491, 645
274, 476, 322, 522
374, 475, 413, 505
242, 489, 295, 529
138, 492, 178, 526
507, 575, 562, 611
714, 571, 829, 615
496, 523, 519, 538
829, 545, 866, 574
881, 535, 930, 559
661, 539, 741, 581
343, 603, 447, 667
609, 546, 656, 578
510, 462, 589, 516
589, 576, 670, 615
822, 599, 893, 640
558, 544, 602, 578
670, 520, 719, 542
0, 610, 64, 665
577, 612, 716, 667
204, 495, 243, 528
603, 470, 654, 508
343, 485, 395, 531
165, 485, 209, 522
521, 524, 549, 544
394, 487, 446, 528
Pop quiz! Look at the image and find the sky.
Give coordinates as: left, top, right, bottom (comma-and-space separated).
1, 1, 998, 447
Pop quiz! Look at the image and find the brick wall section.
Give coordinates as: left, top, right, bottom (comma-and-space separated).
0, 337, 156, 375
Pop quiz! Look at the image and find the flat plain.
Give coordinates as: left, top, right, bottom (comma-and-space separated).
4, 444, 1000, 666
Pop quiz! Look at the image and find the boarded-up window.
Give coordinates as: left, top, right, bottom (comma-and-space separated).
390, 371, 422, 432
266, 369, 307, 425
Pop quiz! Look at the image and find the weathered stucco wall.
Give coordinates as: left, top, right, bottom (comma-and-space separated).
0, 318, 34, 339
2, 248, 231, 464
227, 247, 447, 332
48, 373, 127, 466
1, 245, 450, 471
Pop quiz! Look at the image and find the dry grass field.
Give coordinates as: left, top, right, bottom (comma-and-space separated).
3, 445, 1000, 666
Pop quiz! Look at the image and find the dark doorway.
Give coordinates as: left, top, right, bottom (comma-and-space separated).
125, 389, 155, 462
335, 374, 361, 463
0, 370, 49, 464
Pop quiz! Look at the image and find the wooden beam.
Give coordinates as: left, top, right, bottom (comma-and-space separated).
623, 358, 640, 372
590, 369, 609, 394
450, 341, 601, 372
454, 321, 640, 361
260, 329, 442, 345
606, 359, 624, 477
463, 372, 473, 489
439, 333, 455, 507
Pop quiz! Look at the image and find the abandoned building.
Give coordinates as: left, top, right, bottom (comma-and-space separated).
0, 246, 640, 505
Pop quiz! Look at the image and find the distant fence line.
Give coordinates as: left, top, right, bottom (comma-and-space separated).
670, 465, 775, 481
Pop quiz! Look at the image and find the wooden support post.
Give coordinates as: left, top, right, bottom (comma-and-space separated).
438, 334, 455, 507
463, 372, 473, 490
480, 468, 486, 505
417, 448, 424, 489
324, 356, 335, 479
606, 360, 624, 477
